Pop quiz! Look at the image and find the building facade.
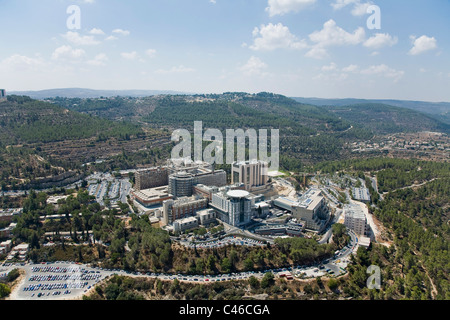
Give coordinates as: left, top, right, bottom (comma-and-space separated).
162, 196, 208, 225
273, 188, 329, 232
168, 171, 194, 198
135, 167, 168, 191
231, 160, 268, 192
173, 216, 199, 233
196, 209, 217, 226
211, 189, 252, 227
344, 204, 367, 236
132, 186, 173, 207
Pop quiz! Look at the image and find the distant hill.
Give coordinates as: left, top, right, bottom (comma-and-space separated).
292, 97, 450, 125
9, 88, 191, 99
47, 92, 450, 166
323, 103, 450, 135
0, 95, 143, 144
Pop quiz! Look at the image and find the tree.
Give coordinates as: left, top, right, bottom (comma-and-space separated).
244, 258, 254, 271
261, 272, 274, 289
104, 283, 120, 300
7, 269, 20, 282
0, 283, 11, 298
248, 276, 260, 289
328, 278, 339, 291
221, 258, 232, 273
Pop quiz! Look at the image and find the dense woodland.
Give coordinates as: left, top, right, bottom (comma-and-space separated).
0, 96, 143, 144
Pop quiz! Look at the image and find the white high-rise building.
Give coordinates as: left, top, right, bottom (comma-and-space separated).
344, 204, 367, 236
231, 160, 268, 192
211, 189, 252, 227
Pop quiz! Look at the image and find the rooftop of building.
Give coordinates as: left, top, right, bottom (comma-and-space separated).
233, 159, 268, 166
197, 208, 215, 216
133, 186, 172, 201
275, 189, 323, 211
352, 187, 371, 201
174, 216, 199, 224
344, 204, 366, 220
227, 190, 250, 198
172, 195, 207, 205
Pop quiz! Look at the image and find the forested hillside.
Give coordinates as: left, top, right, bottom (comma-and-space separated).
324, 103, 450, 134
0, 96, 143, 144
314, 158, 449, 300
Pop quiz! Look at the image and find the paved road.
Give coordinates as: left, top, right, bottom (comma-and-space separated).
4, 224, 357, 300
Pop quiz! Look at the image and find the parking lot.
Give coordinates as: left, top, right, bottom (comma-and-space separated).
11, 262, 112, 300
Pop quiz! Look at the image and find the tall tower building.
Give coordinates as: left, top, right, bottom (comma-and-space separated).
231, 160, 268, 191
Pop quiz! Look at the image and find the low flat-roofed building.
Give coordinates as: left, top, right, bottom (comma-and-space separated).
149, 217, 160, 225
0, 223, 16, 239
132, 186, 173, 208
0, 240, 12, 252
272, 197, 296, 212
173, 216, 199, 233
352, 187, 371, 203
254, 224, 304, 237
358, 236, 371, 249
46, 195, 70, 206
196, 209, 216, 226
254, 202, 270, 217
0, 208, 22, 223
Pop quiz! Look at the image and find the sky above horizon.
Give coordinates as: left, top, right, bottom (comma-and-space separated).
0, 0, 449, 102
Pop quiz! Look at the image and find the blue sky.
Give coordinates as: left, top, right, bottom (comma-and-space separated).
0, 0, 449, 101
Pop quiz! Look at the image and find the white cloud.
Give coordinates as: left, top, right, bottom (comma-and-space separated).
331, 0, 372, 16
342, 64, 359, 73
409, 35, 438, 55
87, 53, 108, 66
155, 65, 196, 75
306, 19, 365, 59
52, 45, 86, 60
321, 62, 338, 72
62, 31, 100, 46
364, 33, 398, 50
89, 28, 105, 35
266, 0, 316, 17
250, 23, 308, 51
305, 46, 328, 59
209, 0, 216, 4
1, 54, 45, 71
121, 51, 139, 60
145, 49, 157, 58
309, 20, 365, 46
105, 35, 118, 41
112, 29, 130, 36
240, 56, 268, 76
361, 64, 404, 82
351, 1, 371, 16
